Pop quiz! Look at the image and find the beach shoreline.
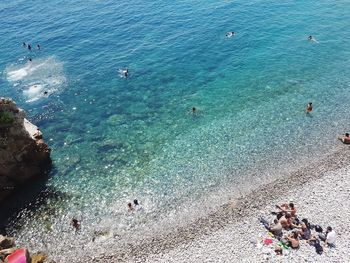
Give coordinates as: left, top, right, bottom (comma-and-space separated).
90, 145, 350, 262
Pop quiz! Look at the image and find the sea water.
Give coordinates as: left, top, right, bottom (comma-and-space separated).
1, 0, 350, 261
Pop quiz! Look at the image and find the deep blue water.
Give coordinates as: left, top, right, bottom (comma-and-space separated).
1, 0, 350, 261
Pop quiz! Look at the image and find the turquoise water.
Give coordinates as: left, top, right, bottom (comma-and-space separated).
1, 0, 350, 261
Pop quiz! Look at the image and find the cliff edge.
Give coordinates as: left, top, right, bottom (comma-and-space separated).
0, 98, 51, 203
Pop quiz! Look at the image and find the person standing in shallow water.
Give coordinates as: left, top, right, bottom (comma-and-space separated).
133, 199, 143, 211
306, 102, 312, 113
71, 218, 81, 232
128, 202, 134, 212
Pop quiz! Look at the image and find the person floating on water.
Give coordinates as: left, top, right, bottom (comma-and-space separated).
306, 102, 312, 113
43, 91, 48, 96
28, 58, 32, 62
22, 42, 27, 48
71, 218, 81, 232
338, 133, 350, 144
226, 31, 236, 38
27, 44, 32, 51
37, 44, 41, 50
192, 107, 197, 113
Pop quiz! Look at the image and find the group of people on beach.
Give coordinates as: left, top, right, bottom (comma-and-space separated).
259, 202, 336, 255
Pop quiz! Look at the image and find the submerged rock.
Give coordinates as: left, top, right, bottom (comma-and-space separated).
31, 252, 48, 263
0, 98, 51, 203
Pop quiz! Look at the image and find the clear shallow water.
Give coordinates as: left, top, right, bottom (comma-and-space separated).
1, 0, 350, 261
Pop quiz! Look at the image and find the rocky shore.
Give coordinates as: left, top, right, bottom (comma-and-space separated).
91, 146, 350, 263
0, 98, 51, 203
0, 235, 54, 263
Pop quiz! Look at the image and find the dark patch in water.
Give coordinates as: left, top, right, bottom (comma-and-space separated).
0, 165, 64, 232
97, 142, 125, 153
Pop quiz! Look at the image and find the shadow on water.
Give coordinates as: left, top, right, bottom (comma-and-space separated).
0, 165, 67, 235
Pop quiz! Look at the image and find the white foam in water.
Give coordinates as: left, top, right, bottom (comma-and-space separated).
5, 56, 66, 102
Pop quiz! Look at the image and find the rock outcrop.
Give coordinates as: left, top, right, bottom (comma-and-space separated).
0, 235, 54, 263
0, 98, 51, 203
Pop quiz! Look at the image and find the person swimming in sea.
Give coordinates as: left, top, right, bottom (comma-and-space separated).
27, 44, 32, 50
306, 102, 312, 113
124, 68, 129, 77
308, 35, 318, 43
226, 31, 236, 38
22, 42, 27, 48
119, 68, 129, 78
28, 58, 32, 62
338, 133, 350, 144
37, 44, 41, 50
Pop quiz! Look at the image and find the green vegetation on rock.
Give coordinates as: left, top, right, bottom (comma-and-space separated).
0, 112, 14, 125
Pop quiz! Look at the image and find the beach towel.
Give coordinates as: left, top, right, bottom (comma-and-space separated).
263, 238, 273, 245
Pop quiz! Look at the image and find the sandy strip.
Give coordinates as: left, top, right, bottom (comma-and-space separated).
92, 145, 350, 263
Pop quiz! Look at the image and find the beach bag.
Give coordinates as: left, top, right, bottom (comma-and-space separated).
314, 240, 323, 255
315, 225, 323, 233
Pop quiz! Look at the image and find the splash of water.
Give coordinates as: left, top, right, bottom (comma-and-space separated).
5, 56, 66, 102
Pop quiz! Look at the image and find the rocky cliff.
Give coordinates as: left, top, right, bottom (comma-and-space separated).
0, 98, 51, 203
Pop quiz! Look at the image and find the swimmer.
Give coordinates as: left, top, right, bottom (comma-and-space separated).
123, 68, 129, 77
306, 102, 312, 113
226, 31, 236, 38
22, 42, 27, 48
338, 133, 350, 144
28, 44, 32, 50
119, 68, 129, 78
308, 35, 318, 43
28, 58, 32, 62
43, 91, 48, 96
37, 44, 41, 50
190, 107, 200, 115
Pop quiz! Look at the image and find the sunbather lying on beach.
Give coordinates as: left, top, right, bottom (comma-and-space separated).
338, 133, 350, 144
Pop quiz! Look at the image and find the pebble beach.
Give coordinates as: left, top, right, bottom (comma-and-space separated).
91, 146, 350, 263
2, 1, 350, 262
